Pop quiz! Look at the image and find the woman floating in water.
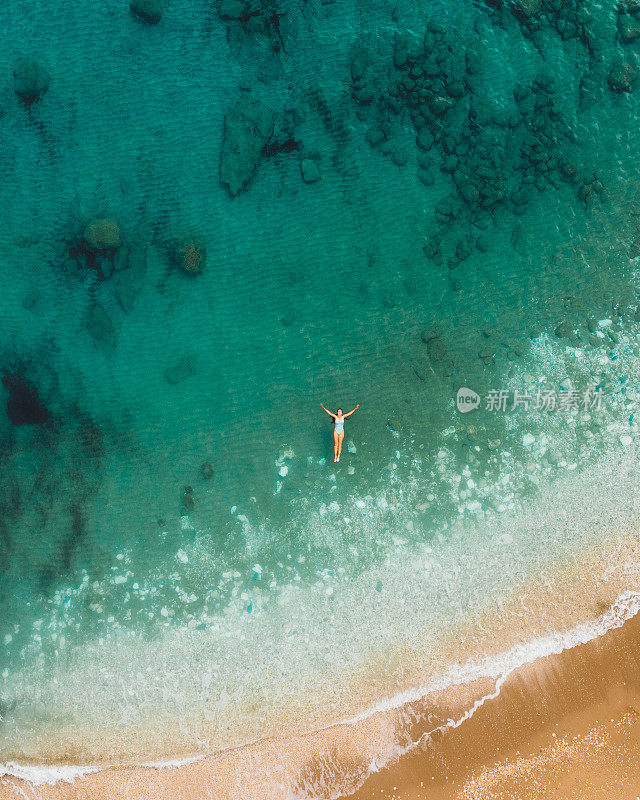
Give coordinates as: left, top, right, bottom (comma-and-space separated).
320, 403, 359, 462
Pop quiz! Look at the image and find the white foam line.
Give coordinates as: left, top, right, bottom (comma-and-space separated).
141, 755, 205, 769
0, 754, 210, 786
0, 755, 208, 786
0, 762, 102, 785
342, 588, 640, 728
2, 590, 640, 788
310, 591, 640, 800
313, 588, 640, 800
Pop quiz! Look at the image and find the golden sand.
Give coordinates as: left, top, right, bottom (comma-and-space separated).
350, 601, 640, 800
2, 534, 640, 800
4, 609, 640, 800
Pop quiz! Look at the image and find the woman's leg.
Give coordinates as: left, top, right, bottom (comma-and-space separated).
337, 432, 344, 461
333, 429, 339, 461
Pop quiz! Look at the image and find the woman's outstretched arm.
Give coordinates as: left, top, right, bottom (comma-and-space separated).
320, 403, 337, 418
344, 404, 360, 417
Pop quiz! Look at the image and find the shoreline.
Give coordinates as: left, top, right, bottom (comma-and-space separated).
2, 576, 640, 800
350, 598, 640, 800
3, 449, 640, 767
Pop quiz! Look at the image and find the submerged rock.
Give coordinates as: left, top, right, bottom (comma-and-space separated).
619, 14, 640, 43
352, 15, 585, 243
554, 320, 574, 339
22, 288, 41, 310
173, 239, 205, 275
455, 238, 473, 262
435, 195, 460, 225
114, 243, 147, 311
514, 0, 541, 18
62, 223, 107, 278
219, 0, 246, 19
416, 128, 435, 151
418, 166, 436, 186
165, 355, 195, 384
420, 328, 456, 376
86, 303, 117, 351
220, 97, 274, 196
130, 0, 162, 23
114, 274, 138, 312
423, 235, 442, 263
475, 234, 489, 253
84, 218, 121, 250
608, 59, 638, 92
1, 371, 50, 426
200, 462, 214, 480
180, 486, 194, 514
350, 44, 369, 82
71, 219, 121, 279
300, 158, 321, 183
426, 336, 448, 362
13, 57, 50, 105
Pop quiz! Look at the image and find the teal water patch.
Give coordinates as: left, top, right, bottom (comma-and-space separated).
2, 0, 640, 766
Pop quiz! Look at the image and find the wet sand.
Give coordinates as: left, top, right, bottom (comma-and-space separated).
350, 609, 640, 800
2, 599, 640, 800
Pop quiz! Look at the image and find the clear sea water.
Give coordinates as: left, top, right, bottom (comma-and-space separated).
3, 0, 640, 792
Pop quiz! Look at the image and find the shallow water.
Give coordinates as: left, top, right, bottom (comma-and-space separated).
2, 0, 640, 793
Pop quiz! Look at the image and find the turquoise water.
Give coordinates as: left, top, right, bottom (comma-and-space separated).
3, 0, 640, 783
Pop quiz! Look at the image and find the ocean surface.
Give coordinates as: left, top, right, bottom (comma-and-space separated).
3, 0, 640, 795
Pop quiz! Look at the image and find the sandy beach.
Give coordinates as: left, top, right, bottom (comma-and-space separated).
351, 608, 640, 800
3, 587, 640, 800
